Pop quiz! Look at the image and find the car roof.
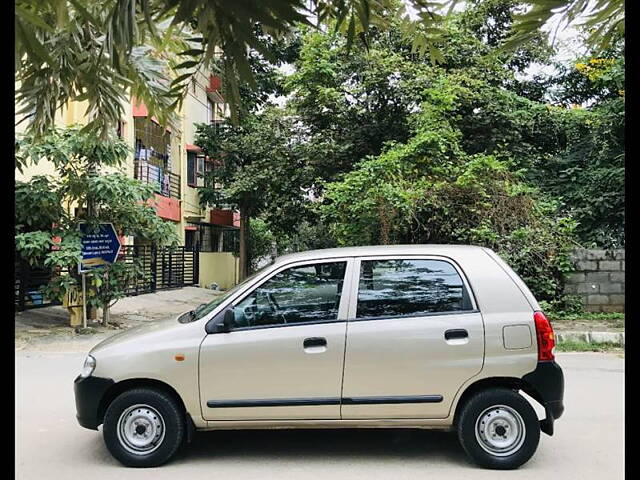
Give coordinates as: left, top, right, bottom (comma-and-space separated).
274, 244, 488, 264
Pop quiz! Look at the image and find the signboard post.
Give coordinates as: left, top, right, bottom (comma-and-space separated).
78, 223, 122, 327
81, 273, 87, 329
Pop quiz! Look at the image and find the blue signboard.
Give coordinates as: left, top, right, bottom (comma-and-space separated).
78, 223, 122, 273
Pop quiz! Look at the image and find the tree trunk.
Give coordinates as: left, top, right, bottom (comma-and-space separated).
238, 205, 250, 281
102, 305, 110, 326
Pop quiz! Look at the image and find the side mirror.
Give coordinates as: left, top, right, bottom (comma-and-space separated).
215, 309, 236, 333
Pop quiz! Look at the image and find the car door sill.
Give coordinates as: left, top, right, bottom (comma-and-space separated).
202, 418, 453, 430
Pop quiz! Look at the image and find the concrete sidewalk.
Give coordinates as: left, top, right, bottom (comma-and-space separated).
15, 287, 223, 352
109, 287, 223, 321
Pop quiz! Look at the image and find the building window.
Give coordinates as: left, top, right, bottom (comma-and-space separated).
187, 223, 239, 252
207, 100, 213, 124
116, 120, 126, 138
197, 155, 205, 176
187, 152, 196, 186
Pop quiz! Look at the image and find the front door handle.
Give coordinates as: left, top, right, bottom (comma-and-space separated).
303, 337, 327, 348
444, 329, 468, 340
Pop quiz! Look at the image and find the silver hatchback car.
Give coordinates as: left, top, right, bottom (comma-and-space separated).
74, 245, 564, 469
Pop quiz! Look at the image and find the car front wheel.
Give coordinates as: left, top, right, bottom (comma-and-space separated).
457, 388, 540, 469
103, 387, 185, 467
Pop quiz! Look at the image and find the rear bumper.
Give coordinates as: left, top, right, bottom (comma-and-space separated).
74, 375, 114, 430
522, 360, 565, 435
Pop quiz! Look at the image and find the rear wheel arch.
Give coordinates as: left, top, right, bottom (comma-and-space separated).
452, 377, 525, 427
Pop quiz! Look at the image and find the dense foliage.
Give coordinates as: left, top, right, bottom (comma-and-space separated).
265, 1, 622, 306
534, 40, 625, 247
319, 80, 578, 303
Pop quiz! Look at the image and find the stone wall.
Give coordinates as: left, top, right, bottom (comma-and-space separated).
565, 249, 625, 313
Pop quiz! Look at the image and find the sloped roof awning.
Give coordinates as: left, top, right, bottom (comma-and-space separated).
186, 144, 203, 153
206, 75, 225, 103
132, 98, 148, 117
132, 97, 172, 132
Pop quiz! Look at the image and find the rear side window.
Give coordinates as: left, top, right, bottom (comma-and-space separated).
356, 259, 474, 319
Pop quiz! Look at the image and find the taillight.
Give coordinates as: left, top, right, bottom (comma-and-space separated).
534, 311, 555, 361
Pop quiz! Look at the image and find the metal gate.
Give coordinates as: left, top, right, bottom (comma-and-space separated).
14, 259, 65, 311
15, 245, 200, 311
118, 245, 199, 295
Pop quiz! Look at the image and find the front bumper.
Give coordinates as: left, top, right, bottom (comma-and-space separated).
74, 375, 114, 430
521, 361, 565, 435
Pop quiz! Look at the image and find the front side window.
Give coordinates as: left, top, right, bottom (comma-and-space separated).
232, 262, 347, 328
356, 259, 473, 319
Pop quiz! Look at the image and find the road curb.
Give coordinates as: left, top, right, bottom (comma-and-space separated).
555, 331, 625, 346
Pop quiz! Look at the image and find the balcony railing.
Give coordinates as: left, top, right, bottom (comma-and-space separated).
134, 158, 181, 200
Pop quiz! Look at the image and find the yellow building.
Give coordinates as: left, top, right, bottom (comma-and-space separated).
15, 70, 240, 290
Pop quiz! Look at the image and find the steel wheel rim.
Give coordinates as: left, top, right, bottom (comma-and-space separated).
474, 404, 526, 457
116, 404, 166, 455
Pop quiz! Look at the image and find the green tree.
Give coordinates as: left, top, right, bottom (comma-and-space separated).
15, 1, 193, 138
518, 35, 625, 247
16, 1, 623, 137
15, 0, 451, 136
320, 79, 579, 303
286, 1, 553, 186
247, 219, 276, 273
195, 107, 308, 279
15, 126, 178, 325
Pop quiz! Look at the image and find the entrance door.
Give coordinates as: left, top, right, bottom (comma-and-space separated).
199, 259, 352, 421
341, 257, 485, 419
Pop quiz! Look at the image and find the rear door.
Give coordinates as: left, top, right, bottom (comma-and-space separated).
340, 256, 484, 419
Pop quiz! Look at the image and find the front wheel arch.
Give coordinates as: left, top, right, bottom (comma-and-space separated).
98, 378, 187, 428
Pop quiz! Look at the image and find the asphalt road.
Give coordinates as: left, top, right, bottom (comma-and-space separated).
16, 351, 624, 479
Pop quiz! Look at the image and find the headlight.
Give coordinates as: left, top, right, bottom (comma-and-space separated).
80, 355, 96, 378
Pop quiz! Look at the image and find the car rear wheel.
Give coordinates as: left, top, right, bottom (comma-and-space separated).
103, 388, 185, 467
457, 388, 540, 469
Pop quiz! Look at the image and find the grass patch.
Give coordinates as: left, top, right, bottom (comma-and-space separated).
548, 312, 624, 322
548, 312, 625, 330
556, 340, 624, 352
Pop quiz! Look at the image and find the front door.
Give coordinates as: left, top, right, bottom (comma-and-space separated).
199, 259, 352, 421
341, 257, 485, 419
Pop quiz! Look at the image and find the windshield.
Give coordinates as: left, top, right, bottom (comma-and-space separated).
180, 263, 273, 322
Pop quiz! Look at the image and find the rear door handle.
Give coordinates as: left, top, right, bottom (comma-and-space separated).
444, 329, 468, 340
303, 337, 327, 348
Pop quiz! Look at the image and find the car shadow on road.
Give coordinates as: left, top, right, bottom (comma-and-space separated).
172, 428, 470, 467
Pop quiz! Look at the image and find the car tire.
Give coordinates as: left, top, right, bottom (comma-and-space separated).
103, 387, 185, 467
457, 388, 540, 470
